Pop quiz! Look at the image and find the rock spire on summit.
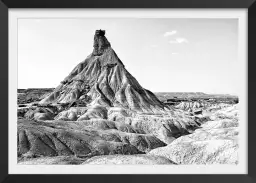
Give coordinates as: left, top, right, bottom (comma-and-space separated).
93, 29, 111, 56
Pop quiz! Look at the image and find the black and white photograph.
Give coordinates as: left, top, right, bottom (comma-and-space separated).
9, 9, 247, 174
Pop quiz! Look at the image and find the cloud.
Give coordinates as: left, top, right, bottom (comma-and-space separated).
171, 52, 179, 55
169, 37, 188, 44
164, 30, 177, 37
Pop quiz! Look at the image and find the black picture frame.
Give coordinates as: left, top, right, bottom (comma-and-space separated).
0, 0, 255, 183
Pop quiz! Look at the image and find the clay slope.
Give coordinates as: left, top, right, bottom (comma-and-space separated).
83, 154, 176, 165
18, 155, 175, 165
175, 101, 210, 111
40, 30, 165, 113
148, 104, 239, 164
18, 119, 166, 158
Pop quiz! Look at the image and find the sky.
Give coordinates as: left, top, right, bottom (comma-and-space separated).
18, 18, 240, 94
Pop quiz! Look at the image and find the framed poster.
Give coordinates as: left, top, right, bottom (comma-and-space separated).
0, 0, 255, 182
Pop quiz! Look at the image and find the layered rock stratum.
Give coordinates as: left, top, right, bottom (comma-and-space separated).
18, 30, 239, 165
39, 29, 166, 113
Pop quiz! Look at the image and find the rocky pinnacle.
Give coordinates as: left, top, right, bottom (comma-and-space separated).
92, 29, 111, 56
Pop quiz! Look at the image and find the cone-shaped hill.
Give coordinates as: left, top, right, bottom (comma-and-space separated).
18, 30, 239, 165
39, 30, 166, 113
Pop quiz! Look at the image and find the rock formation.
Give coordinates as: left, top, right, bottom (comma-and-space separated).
92, 29, 111, 56
17, 30, 239, 165
39, 30, 166, 113
148, 105, 239, 164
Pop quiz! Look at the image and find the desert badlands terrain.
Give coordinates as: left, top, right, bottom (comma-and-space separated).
17, 30, 239, 165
